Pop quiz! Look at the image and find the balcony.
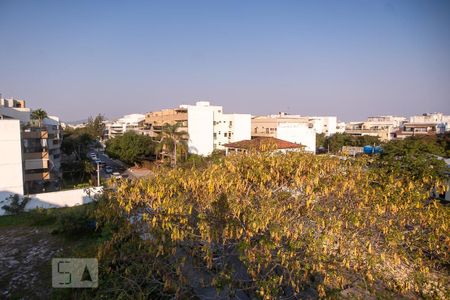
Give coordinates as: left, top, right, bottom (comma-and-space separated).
23, 151, 49, 160
25, 158, 49, 170
22, 130, 48, 139
24, 172, 50, 182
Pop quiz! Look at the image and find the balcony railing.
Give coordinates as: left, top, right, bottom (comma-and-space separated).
22, 130, 49, 139
24, 172, 50, 182
23, 151, 49, 160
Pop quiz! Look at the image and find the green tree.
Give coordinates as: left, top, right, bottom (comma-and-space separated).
61, 132, 94, 160
324, 133, 381, 153
31, 108, 48, 127
316, 133, 326, 149
155, 122, 188, 167
84, 114, 105, 139
375, 135, 448, 180
106, 132, 154, 164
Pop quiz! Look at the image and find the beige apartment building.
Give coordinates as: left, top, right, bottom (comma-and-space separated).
393, 123, 446, 139
0, 97, 62, 195
144, 107, 188, 135
251, 115, 317, 153
345, 116, 407, 141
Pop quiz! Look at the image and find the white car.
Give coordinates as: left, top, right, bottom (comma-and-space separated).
105, 166, 113, 173
112, 172, 122, 179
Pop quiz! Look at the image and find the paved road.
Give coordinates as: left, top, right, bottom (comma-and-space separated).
89, 149, 127, 179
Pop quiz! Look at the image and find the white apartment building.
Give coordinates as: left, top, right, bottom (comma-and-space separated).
409, 113, 450, 131
0, 120, 24, 201
336, 121, 346, 134
185, 101, 251, 156
277, 123, 316, 152
252, 116, 316, 153
106, 114, 146, 138
0, 98, 63, 197
308, 116, 337, 136
0, 97, 31, 123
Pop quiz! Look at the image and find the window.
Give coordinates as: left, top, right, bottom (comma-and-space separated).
254, 128, 258, 133
213, 133, 217, 139
266, 128, 269, 134
224, 133, 227, 137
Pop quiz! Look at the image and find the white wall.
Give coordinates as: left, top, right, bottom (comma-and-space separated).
230, 114, 251, 142
0, 187, 103, 215
277, 123, 316, 153
0, 120, 24, 198
188, 105, 214, 156
187, 102, 251, 155
309, 116, 337, 136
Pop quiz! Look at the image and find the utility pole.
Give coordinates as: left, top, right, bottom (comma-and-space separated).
97, 162, 100, 187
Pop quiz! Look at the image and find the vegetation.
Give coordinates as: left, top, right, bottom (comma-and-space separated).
155, 122, 189, 167
83, 114, 106, 139
51, 203, 98, 236
319, 133, 381, 153
62, 114, 105, 158
60, 115, 105, 187
87, 151, 449, 299
30, 108, 48, 127
105, 131, 155, 164
375, 135, 449, 180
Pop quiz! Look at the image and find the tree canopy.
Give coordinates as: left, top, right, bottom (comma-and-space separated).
323, 133, 381, 153
375, 134, 449, 180
30, 108, 48, 126
106, 131, 155, 164
155, 122, 188, 167
89, 151, 449, 299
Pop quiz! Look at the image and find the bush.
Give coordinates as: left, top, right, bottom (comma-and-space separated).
52, 204, 97, 236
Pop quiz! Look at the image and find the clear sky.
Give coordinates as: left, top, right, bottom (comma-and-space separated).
0, 0, 449, 122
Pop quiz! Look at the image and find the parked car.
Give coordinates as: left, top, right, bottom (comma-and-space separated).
105, 166, 113, 173
112, 172, 122, 179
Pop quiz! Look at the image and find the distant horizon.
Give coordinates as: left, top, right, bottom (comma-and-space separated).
2, 94, 449, 124
1, 0, 449, 122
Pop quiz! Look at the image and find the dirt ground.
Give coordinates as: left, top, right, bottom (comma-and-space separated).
0, 226, 64, 299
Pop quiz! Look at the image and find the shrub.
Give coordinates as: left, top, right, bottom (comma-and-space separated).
52, 204, 97, 236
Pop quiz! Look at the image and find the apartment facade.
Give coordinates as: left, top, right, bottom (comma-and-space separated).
145, 101, 251, 156
145, 107, 188, 135
0, 120, 24, 201
344, 116, 407, 141
308, 116, 337, 136
105, 114, 146, 139
409, 113, 450, 132
0, 97, 31, 123
251, 114, 317, 153
393, 123, 446, 140
0, 99, 63, 196
186, 101, 251, 156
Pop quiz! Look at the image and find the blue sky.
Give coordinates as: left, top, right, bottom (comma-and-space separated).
0, 0, 449, 121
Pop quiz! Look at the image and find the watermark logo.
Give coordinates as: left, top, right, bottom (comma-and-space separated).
52, 258, 98, 288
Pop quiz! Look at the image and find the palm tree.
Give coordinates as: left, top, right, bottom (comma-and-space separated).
31, 109, 48, 127
80, 159, 95, 182
156, 122, 188, 167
